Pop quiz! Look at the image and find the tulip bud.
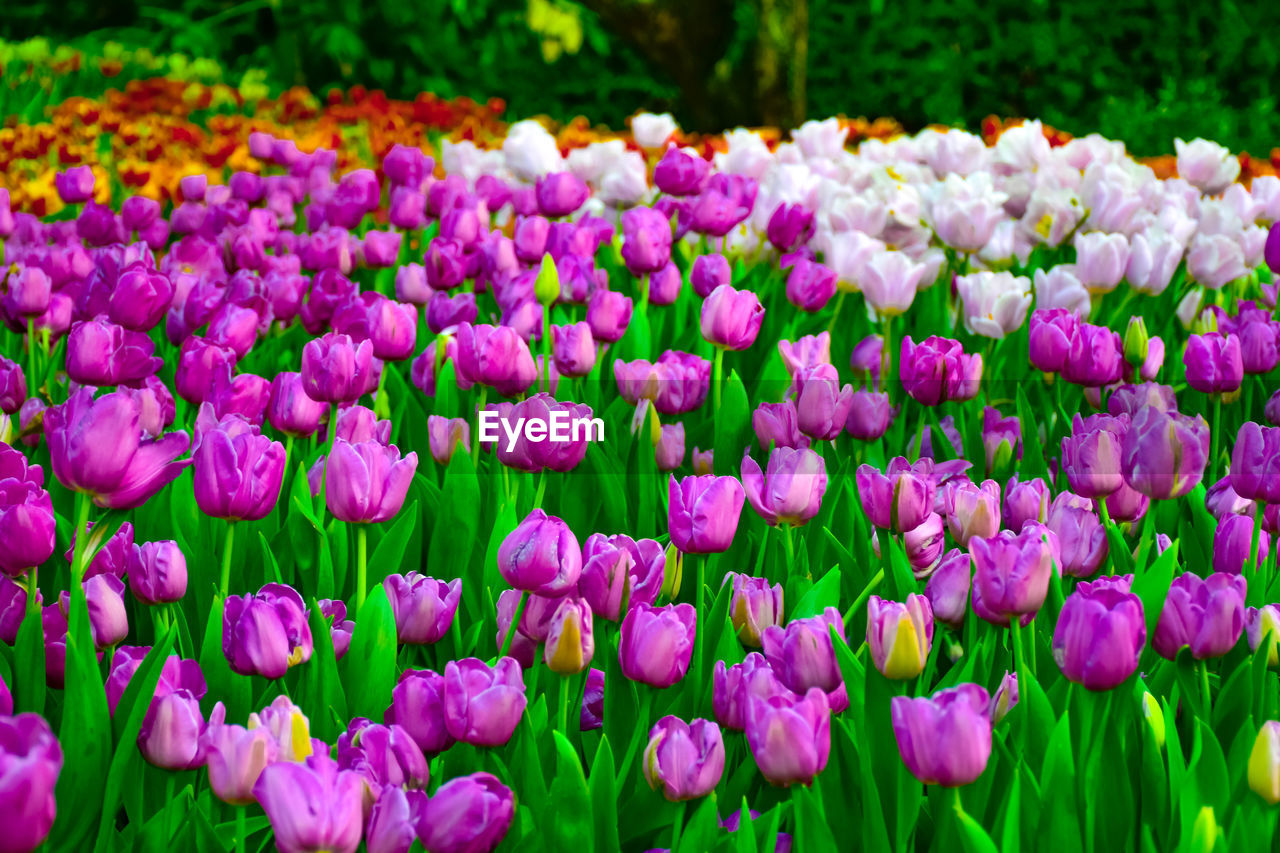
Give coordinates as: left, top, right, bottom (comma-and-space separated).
619, 603, 696, 688
1124, 316, 1150, 368
891, 684, 992, 786
534, 253, 560, 306
497, 509, 582, 596
643, 716, 725, 801
1245, 605, 1280, 667
0, 713, 63, 852
1187, 807, 1221, 853
128, 540, 188, 605
990, 671, 1018, 723
1141, 691, 1165, 749
661, 544, 683, 599
1249, 721, 1280, 804
726, 573, 783, 647
443, 657, 527, 746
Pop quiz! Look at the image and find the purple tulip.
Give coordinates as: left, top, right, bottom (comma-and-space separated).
426, 291, 477, 334
1246, 605, 1280, 664
741, 446, 827, 527
193, 416, 286, 521
4, 266, 51, 319
622, 207, 674, 275
333, 292, 419, 362
712, 654, 785, 731
690, 187, 751, 236
725, 573, 784, 647
891, 684, 991, 786
1230, 422, 1280, 503
745, 686, 831, 787
1028, 308, 1078, 374
856, 457, 935, 532
551, 321, 597, 378
761, 607, 847, 704
794, 367, 854, 441
970, 526, 1057, 625
1061, 323, 1124, 387
1046, 497, 1107, 578
701, 284, 765, 351
1121, 407, 1210, 499
386, 669, 454, 756
647, 261, 683, 305
536, 172, 589, 217
1060, 414, 1126, 498
786, 257, 838, 311
176, 336, 237, 405
365, 787, 427, 853
1184, 332, 1243, 394
943, 479, 1002, 548
207, 372, 271, 426
586, 289, 633, 343
643, 716, 725, 801
55, 165, 94, 202
1153, 572, 1246, 660
267, 371, 327, 438
867, 594, 934, 680
619, 602, 696, 687
497, 508, 582, 596
654, 145, 710, 195
427, 416, 470, 467
1053, 577, 1146, 690
576, 534, 637, 622
767, 203, 814, 252
336, 717, 429, 797
385, 573, 461, 645
0, 577, 34, 644
653, 423, 685, 472
1003, 476, 1049, 531
691, 253, 732, 298
44, 387, 191, 510
419, 772, 515, 853
0, 713, 64, 852
990, 671, 1018, 723
844, 389, 891, 440
325, 439, 417, 524
0, 357, 25, 414
454, 323, 538, 397
301, 332, 377, 404
201, 701, 278, 805
424, 238, 468, 291
0, 476, 55, 579
1213, 514, 1270, 575
753, 400, 810, 451
320, 599, 354, 659
138, 688, 206, 769
443, 657, 527, 747
668, 474, 746, 553
333, 405, 391, 445
254, 755, 365, 853
124, 539, 187, 605
580, 667, 605, 731
205, 302, 261, 359
223, 583, 313, 678
900, 336, 982, 405
65, 317, 162, 387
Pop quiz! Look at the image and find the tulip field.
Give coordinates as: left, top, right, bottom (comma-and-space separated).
5, 51, 1280, 853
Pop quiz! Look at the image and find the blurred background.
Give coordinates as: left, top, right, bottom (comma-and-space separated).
4, 0, 1279, 154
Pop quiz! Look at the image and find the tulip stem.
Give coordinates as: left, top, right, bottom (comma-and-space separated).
320, 402, 339, 515
1097, 501, 1115, 574
25, 316, 38, 397
1248, 502, 1264, 594
498, 591, 528, 660
473, 388, 488, 455
882, 314, 894, 404
220, 522, 236, 599
825, 291, 846, 335
356, 526, 368, 613
1209, 395, 1222, 482
841, 568, 884, 626
912, 406, 927, 461
235, 806, 246, 853
1200, 661, 1213, 720
68, 492, 91, 582
558, 674, 571, 736
615, 687, 653, 787
25, 566, 38, 615
670, 801, 687, 853
712, 347, 725, 412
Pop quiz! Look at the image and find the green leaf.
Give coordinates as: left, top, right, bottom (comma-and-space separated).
589, 735, 620, 853
296, 600, 349, 743
13, 607, 45, 714
341, 585, 399, 720
793, 782, 839, 853
713, 370, 749, 480
368, 501, 418, 586
547, 731, 594, 851
678, 796, 720, 853
1016, 386, 1050, 481
197, 592, 252, 724
790, 567, 841, 619
954, 795, 1001, 853
1132, 540, 1178, 637
91, 624, 177, 853
1037, 712, 1083, 851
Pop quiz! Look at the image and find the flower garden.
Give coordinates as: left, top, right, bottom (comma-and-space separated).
2, 35, 1280, 853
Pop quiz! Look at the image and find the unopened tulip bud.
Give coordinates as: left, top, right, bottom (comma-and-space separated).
1124, 316, 1149, 368
1249, 721, 1280, 804
1141, 691, 1165, 749
544, 597, 594, 674
661, 543, 683, 599
534, 253, 560, 306
867, 594, 934, 680
726, 573, 783, 647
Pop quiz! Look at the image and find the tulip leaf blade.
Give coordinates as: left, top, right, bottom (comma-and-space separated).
953, 795, 1001, 853
428, 449, 479, 583
547, 730, 595, 852
678, 796, 721, 853
90, 623, 177, 853
1015, 385, 1050, 482
296, 599, 348, 743
713, 369, 749, 483
1036, 711, 1083, 851
791, 566, 841, 620
13, 607, 45, 715
1131, 540, 1178, 638
369, 499, 418, 586
340, 583, 398, 720
50, 580, 113, 853
589, 734, 620, 853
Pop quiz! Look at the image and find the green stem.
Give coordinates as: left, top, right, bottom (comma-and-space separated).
712, 347, 725, 413
236, 806, 246, 853
781, 525, 795, 563
882, 313, 894, 404
373, 366, 389, 418
559, 674, 571, 736
283, 435, 294, 473
841, 568, 884, 625
69, 492, 91, 582
220, 522, 237, 599
1097, 500, 1115, 574
498, 591, 529, 660
670, 801, 688, 853
356, 526, 368, 613
533, 471, 547, 509
26, 565, 38, 615
473, 387, 488, 456
1209, 395, 1222, 482
615, 687, 654, 787
912, 405, 927, 461
319, 402, 339, 515
541, 306, 552, 393
25, 317, 38, 399
1200, 661, 1212, 720
1247, 501, 1264, 592
825, 290, 847, 335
